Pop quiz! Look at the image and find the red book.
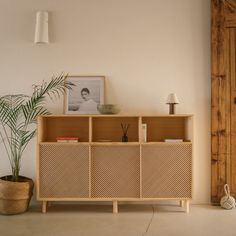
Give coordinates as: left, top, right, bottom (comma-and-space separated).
56, 137, 80, 142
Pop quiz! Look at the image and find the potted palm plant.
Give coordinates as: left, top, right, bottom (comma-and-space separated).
0, 74, 72, 214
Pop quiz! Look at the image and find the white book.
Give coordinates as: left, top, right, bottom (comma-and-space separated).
142, 124, 147, 142
57, 140, 79, 143
164, 139, 183, 142
57, 140, 68, 143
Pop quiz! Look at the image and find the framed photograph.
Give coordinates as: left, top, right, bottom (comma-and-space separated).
64, 75, 105, 114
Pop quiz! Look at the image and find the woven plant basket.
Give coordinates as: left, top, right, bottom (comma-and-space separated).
0, 176, 34, 215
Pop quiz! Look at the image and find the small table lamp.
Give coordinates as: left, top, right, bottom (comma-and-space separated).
166, 93, 180, 114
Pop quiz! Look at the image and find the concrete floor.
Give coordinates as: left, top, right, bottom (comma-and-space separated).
0, 203, 235, 236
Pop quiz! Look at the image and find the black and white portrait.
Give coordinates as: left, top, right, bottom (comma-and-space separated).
64, 76, 105, 114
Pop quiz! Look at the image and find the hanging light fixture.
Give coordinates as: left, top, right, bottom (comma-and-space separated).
34, 11, 49, 44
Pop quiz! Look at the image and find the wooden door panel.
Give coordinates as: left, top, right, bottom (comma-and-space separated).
230, 28, 236, 135
91, 145, 140, 198
39, 144, 90, 198
230, 28, 236, 196
211, 0, 236, 204
230, 138, 236, 195
142, 144, 192, 198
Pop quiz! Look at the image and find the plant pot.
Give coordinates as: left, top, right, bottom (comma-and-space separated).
0, 176, 34, 215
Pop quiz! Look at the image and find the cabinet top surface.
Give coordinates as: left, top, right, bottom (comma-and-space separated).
39, 114, 193, 118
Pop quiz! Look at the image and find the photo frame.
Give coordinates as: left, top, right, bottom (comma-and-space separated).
64, 75, 105, 114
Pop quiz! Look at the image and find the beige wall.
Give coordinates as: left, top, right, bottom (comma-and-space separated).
0, 0, 211, 204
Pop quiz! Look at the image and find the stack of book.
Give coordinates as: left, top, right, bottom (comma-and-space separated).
56, 137, 80, 143
164, 139, 183, 142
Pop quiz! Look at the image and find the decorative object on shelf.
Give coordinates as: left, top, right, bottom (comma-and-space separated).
164, 139, 183, 142
220, 184, 236, 210
166, 93, 180, 114
121, 123, 130, 142
34, 11, 49, 44
64, 75, 105, 114
97, 104, 120, 114
141, 124, 147, 142
56, 137, 80, 143
97, 139, 112, 142
0, 73, 72, 215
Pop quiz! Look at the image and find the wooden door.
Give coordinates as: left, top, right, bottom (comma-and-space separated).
229, 28, 236, 196
211, 0, 236, 204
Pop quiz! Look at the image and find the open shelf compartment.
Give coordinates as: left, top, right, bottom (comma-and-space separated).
92, 116, 139, 142
141, 116, 192, 142
38, 116, 90, 142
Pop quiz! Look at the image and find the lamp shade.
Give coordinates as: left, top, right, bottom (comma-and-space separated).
34, 11, 49, 44
166, 93, 180, 104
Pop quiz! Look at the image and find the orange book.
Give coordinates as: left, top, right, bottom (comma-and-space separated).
56, 137, 80, 142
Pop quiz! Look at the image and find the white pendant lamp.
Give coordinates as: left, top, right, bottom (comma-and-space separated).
34, 11, 49, 44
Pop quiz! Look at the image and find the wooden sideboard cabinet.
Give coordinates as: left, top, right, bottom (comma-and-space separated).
37, 114, 193, 213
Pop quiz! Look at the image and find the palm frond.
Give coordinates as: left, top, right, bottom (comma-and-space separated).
0, 73, 73, 181
23, 74, 73, 125
0, 95, 25, 130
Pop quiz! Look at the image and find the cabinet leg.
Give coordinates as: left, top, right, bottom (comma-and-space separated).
180, 200, 185, 207
185, 200, 190, 213
113, 200, 118, 214
42, 201, 47, 213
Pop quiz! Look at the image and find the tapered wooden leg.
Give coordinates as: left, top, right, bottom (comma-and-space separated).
42, 201, 47, 213
113, 200, 118, 213
185, 200, 190, 213
180, 200, 185, 207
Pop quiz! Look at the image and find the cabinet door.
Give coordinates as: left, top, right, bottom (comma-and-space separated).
142, 143, 192, 198
38, 144, 89, 198
91, 145, 140, 198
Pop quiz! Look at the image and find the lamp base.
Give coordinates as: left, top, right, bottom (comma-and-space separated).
169, 104, 176, 115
